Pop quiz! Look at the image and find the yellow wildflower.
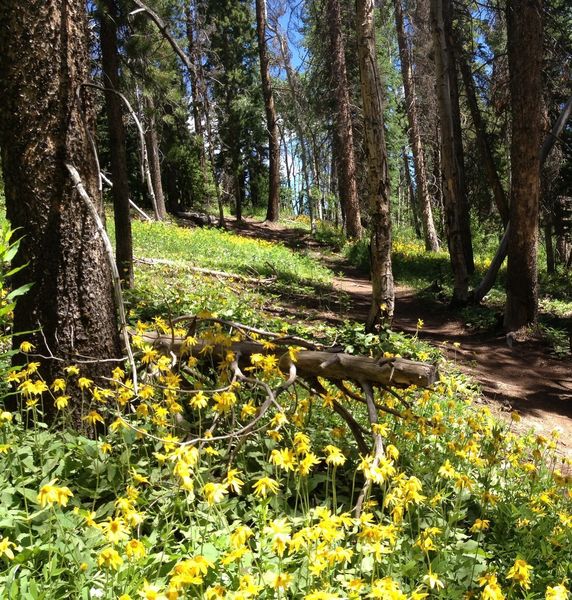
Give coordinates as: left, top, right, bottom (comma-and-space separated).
82, 411, 104, 426
125, 539, 146, 560
97, 547, 123, 570
506, 559, 533, 590
37, 479, 73, 508
252, 476, 280, 498
546, 585, 569, 600
202, 482, 228, 505
0, 537, 16, 560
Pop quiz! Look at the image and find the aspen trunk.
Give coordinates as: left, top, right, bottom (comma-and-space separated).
357, 0, 395, 329
394, 0, 439, 251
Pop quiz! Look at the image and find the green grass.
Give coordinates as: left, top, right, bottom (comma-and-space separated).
123, 220, 332, 288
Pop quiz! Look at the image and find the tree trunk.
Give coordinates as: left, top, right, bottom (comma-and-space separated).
144, 97, 167, 219
446, 10, 473, 274
100, 0, 134, 288
431, 0, 469, 304
185, 1, 207, 176
357, 0, 395, 329
504, 0, 543, 330
458, 51, 509, 225
326, 0, 362, 239
255, 0, 281, 222
403, 150, 422, 238
0, 0, 121, 417
394, 0, 439, 251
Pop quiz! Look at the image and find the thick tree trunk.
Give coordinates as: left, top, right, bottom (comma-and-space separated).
357, 0, 395, 329
0, 0, 121, 416
431, 0, 469, 304
504, 0, 543, 330
326, 0, 362, 239
255, 0, 281, 222
100, 0, 134, 288
394, 0, 439, 251
144, 97, 167, 220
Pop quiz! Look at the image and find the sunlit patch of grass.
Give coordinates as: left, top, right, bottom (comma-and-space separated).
122, 220, 333, 290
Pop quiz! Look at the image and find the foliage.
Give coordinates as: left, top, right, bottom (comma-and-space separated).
1, 220, 572, 598
0, 324, 570, 598
115, 219, 333, 287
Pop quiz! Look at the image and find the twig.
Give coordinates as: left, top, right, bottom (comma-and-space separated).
80, 82, 160, 220
354, 381, 385, 517
65, 163, 138, 394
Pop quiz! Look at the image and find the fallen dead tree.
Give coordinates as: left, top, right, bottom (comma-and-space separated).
135, 329, 436, 390
131, 319, 438, 515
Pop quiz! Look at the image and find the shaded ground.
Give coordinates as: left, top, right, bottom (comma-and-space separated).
229, 218, 572, 460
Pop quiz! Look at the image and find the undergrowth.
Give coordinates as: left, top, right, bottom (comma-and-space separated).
0, 222, 570, 599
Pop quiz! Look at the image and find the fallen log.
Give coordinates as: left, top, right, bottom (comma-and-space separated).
135, 330, 437, 389
177, 211, 216, 226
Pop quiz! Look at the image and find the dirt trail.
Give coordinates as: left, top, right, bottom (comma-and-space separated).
228, 218, 572, 460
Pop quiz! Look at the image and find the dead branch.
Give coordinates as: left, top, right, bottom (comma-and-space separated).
135, 330, 437, 390
135, 258, 277, 284
66, 163, 138, 393
81, 83, 160, 220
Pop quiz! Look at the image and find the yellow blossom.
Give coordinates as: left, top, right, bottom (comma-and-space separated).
101, 517, 130, 544
125, 539, 146, 560
479, 573, 505, 600
98, 547, 123, 570
269, 571, 293, 591
202, 482, 228, 505
0, 537, 16, 560
138, 580, 167, 600
252, 476, 280, 498
37, 479, 73, 508
82, 411, 104, 426
471, 518, 491, 533
55, 395, 69, 410
506, 559, 533, 590
225, 469, 244, 494
265, 518, 291, 556
546, 585, 569, 600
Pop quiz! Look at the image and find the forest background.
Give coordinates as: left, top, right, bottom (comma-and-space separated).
0, 0, 571, 598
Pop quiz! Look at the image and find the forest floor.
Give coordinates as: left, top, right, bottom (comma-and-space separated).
229, 217, 572, 460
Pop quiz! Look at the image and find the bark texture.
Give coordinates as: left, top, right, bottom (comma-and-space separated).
144, 96, 167, 219
394, 0, 439, 251
100, 0, 134, 287
326, 0, 362, 239
0, 0, 121, 414
431, 0, 469, 304
504, 0, 543, 329
255, 0, 281, 222
356, 0, 395, 329
458, 51, 509, 225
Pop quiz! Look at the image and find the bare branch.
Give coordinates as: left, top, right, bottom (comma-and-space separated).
65, 163, 138, 394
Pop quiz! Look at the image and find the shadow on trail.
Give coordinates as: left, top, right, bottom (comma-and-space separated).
225, 218, 572, 456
